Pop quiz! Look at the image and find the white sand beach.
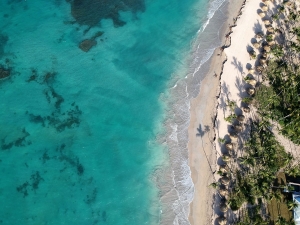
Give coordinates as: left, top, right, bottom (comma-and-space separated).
188, 0, 276, 223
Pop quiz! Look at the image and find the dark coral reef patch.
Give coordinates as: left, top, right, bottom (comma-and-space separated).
68, 0, 145, 27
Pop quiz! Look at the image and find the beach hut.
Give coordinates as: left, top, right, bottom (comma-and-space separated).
220, 176, 230, 185
229, 133, 238, 142
258, 12, 266, 17
262, 5, 268, 11
237, 115, 245, 122
247, 88, 255, 96
242, 106, 251, 113
220, 202, 228, 212
253, 42, 260, 49
263, 19, 270, 25
248, 68, 255, 74
247, 79, 257, 86
264, 45, 271, 52
225, 143, 233, 151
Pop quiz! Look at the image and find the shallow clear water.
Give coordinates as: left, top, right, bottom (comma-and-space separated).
0, 0, 212, 224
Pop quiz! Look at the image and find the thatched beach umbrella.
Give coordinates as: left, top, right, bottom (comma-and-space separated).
267, 26, 275, 33
264, 0, 271, 5
234, 125, 243, 132
256, 65, 264, 72
229, 133, 238, 142
263, 19, 270, 25
247, 88, 255, 96
255, 32, 264, 38
242, 106, 251, 113
217, 216, 227, 225
237, 115, 245, 122
247, 79, 257, 86
258, 12, 266, 17
220, 202, 228, 212
268, 40, 276, 46
253, 42, 260, 49
262, 52, 268, 58
219, 165, 228, 173
220, 176, 230, 185
248, 68, 255, 74
222, 153, 231, 162
219, 189, 229, 197
262, 5, 268, 11
225, 143, 233, 151
259, 58, 267, 65
264, 45, 271, 52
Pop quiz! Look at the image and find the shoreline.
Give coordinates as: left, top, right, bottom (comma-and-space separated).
187, 0, 247, 224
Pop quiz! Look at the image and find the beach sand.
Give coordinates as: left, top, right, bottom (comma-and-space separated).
188, 0, 267, 223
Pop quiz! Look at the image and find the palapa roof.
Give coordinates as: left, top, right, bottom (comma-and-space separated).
234, 125, 243, 132
217, 216, 227, 225
220, 176, 230, 184
243, 106, 251, 113
253, 42, 260, 49
247, 79, 257, 86
247, 88, 255, 96
248, 69, 255, 74
229, 134, 238, 142
237, 115, 245, 122
263, 19, 270, 25
219, 189, 229, 197
264, 45, 271, 52
268, 40, 276, 46
259, 12, 266, 17
225, 143, 233, 150
262, 5, 268, 11
220, 202, 228, 212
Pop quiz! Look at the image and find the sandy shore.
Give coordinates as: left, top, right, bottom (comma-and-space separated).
188, 0, 266, 224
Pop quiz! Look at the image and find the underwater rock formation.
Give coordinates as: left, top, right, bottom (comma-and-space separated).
0, 67, 10, 79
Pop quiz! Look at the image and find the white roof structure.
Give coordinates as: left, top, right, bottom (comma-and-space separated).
293, 194, 300, 224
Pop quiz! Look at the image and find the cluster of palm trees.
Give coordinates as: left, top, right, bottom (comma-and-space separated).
212, 0, 300, 224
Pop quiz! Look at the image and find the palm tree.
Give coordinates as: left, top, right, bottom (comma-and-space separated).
287, 199, 298, 211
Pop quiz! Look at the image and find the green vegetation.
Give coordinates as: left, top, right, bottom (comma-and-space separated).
217, 1, 300, 224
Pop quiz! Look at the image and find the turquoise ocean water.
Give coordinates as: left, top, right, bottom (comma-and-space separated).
0, 0, 225, 224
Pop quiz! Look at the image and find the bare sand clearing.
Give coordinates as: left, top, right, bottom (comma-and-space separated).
188, 0, 270, 224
